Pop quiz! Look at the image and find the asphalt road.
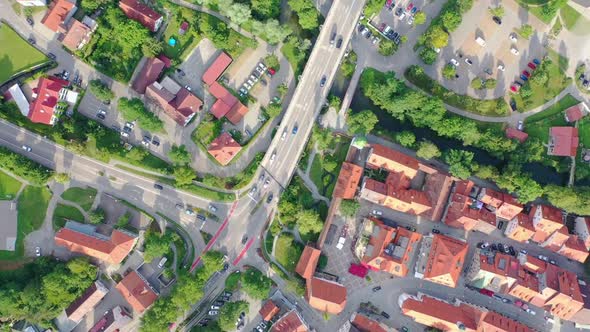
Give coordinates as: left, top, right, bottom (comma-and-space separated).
263, 0, 366, 188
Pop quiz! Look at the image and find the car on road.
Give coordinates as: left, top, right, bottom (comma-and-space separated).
208, 204, 217, 212
526, 308, 536, 315
35, 247, 41, 257
48, 52, 56, 60
511, 47, 519, 55
330, 32, 336, 46
292, 125, 298, 135
26, 17, 34, 26
320, 75, 327, 87
153, 183, 164, 190
508, 246, 516, 256
270, 152, 276, 163
22, 145, 32, 152
491, 243, 498, 251
241, 235, 248, 244
380, 311, 390, 319
267, 193, 274, 204
406, 3, 414, 11
208, 310, 219, 316
336, 37, 343, 48
538, 254, 548, 261
124, 121, 134, 130
401, 327, 409, 332
492, 16, 502, 25
372, 209, 383, 216
197, 214, 206, 221
549, 259, 557, 265
28, 37, 35, 44
185, 208, 195, 216
432, 228, 441, 234
520, 249, 528, 254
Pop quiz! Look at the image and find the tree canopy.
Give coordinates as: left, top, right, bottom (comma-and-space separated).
118, 98, 164, 132
339, 199, 360, 217
89, 79, 115, 101
168, 144, 192, 165
346, 110, 379, 135
218, 301, 249, 331
241, 268, 273, 299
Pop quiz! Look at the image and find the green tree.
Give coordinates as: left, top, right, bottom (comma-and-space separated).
444, 149, 475, 179
340, 199, 360, 217
116, 212, 131, 228
118, 98, 164, 132
288, 0, 320, 30
200, 250, 226, 277
419, 47, 438, 64
53, 173, 70, 183
264, 54, 280, 71
296, 209, 323, 235
425, 26, 448, 48
219, 301, 249, 331
442, 64, 456, 80
174, 167, 196, 187
474, 164, 498, 180
88, 208, 105, 224
531, 70, 548, 86
127, 147, 148, 162
378, 39, 398, 56
277, 83, 288, 97
168, 144, 191, 165
518, 24, 534, 39
414, 11, 426, 25
143, 230, 172, 263
262, 19, 292, 44
328, 95, 342, 109
142, 39, 163, 58
416, 141, 441, 159
265, 103, 282, 117
80, 0, 111, 12
89, 79, 115, 102
227, 3, 252, 25
251, 0, 280, 20
485, 79, 497, 89
346, 109, 379, 135
440, 11, 462, 31
488, 5, 504, 18
312, 127, 335, 151
471, 78, 483, 89
241, 268, 272, 299
395, 131, 416, 147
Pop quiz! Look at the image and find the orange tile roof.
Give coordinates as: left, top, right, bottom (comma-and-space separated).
367, 144, 419, 177
505, 214, 535, 243
423, 234, 468, 288
61, 19, 92, 50
505, 128, 528, 143
271, 310, 308, 332
202, 52, 233, 85
41, 0, 75, 32
132, 57, 165, 94
531, 205, 564, 242
119, 0, 163, 32
54, 227, 136, 264
351, 313, 389, 332
28, 76, 69, 125
549, 127, 579, 157
477, 312, 534, 332
558, 235, 589, 263
306, 277, 347, 314
115, 271, 158, 313
295, 245, 321, 280
225, 101, 249, 125
207, 132, 242, 165
401, 294, 483, 331
259, 300, 280, 321
423, 171, 453, 221
565, 103, 587, 122
333, 162, 363, 199
479, 188, 504, 208
542, 226, 570, 251
496, 194, 523, 220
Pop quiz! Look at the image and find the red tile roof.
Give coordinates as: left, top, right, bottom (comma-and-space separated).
305, 277, 347, 314
157, 54, 172, 68
505, 128, 528, 143
558, 235, 589, 263
210, 99, 232, 119
496, 194, 523, 220
61, 19, 92, 50
295, 245, 321, 279
549, 127, 579, 156
565, 103, 587, 122
65, 281, 108, 322
115, 271, 158, 313
333, 162, 363, 199
478, 311, 534, 332
401, 294, 483, 331
423, 234, 468, 288
132, 57, 165, 94
351, 313, 389, 332
424, 171, 453, 221
54, 228, 137, 264
367, 144, 419, 176
146, 84, 202, 126
259, 300, 280, 321
41, 0, 75, 32
225, 102, 249, 124
202, 52, 233, 85
208, 82, 245, 120
271, 310, 308, 332
207, 132, 242, 165
505, 213, 535, 243
28, 76, 69, 125
119, 0, 163, 32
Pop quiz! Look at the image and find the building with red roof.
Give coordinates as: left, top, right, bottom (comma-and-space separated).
28, 76, 71, 125
333, 162, 363, 199
202, 52, 233, 85
60, 281, 108, 326
504, 213, 535, 243
467, 250, 521, 293
119, 0, 163, 32
477, 311, 534, 332
116, 270, 158, 313
505, 128, 528, 143
360, 178, 432, 216
366, 144, 419, 176
207, 82, 249, 124
146, 78, 202, 126
132, 57, 165, 94
358, 218, 421, 277
548, 127, 579, 157
89, 306, 132, 332
54, 221, 137, 264
271, 310, 308, 332
305, 277, 347, 314
207, 132, 242, 165
555, 235, 589, 263
295, 245, 321, 280
259, 300, 280, 322
400, 293, 484, 331
226, 102, 249, 124
574, 217, 590, 250
564, 102, 589, 122
422, 234, 468, 288
350, 313, 393, 332
530, 204, 564, 243
41, 0, 76, 32
60, 19, 95, 50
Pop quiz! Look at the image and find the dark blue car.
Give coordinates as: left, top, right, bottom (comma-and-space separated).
533, 58, 541, 65
520, 74, 528, 81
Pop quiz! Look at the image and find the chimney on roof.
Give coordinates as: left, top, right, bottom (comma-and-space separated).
140, 287, 148, 295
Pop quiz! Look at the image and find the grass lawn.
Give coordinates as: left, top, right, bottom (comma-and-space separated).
308, 137, 351, 198
524, 94, 579, 142
0, 23, 49, 84
162, 8, 202, 60
579, 119, 590, 147
264, 230, 274, 255
0, 170, 22, 200
560, 4, 581, 30
52, 203, 85, 229
274, 233, 304, 273
516, 0, 565, 24
0, 186, 51, 261
61, 186, 97, 211
309, 155, 324, 194
281, 41, 306, 78
513, 52, 572, 111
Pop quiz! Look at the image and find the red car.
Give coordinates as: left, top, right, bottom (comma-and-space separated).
386, 0, 394, 7
479, 288, 494, 297
527, 62, 537, 70
510, 85, 519, 93
522, 70, 531, 78
268, 68, 276, 75
406, 3, 414, 11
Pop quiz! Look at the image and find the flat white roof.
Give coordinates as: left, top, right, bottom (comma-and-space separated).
8, 84, 30, 117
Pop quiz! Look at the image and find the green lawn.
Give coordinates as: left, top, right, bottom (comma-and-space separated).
513, 52, 571, 111
524, 94, 579, 142
579, 119, 590, 147
274, 233, 304, 273
162, 8, 203, 60
560, 4, 581, 29
0, 186, 51, 261
52, 203, 85, 229
0, 23, 49, 84
516, 0, 566, 24
61, 186, 97, 211
308, 138, 351, 198
0, 170, 22, 200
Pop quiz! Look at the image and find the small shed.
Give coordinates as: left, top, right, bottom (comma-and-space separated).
179, 21, 189, 35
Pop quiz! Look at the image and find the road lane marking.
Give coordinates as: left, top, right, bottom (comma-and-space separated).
232, 237, 255, 266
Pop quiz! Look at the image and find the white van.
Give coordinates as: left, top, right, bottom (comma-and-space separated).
476, 36, 486, 47
158, 257, 168, 269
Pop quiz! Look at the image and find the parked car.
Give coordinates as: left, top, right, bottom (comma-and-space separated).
522, 70, 531, 78
267, 193, 274, 204
153, 183, 164, 190
48, 52, 56, 60
497, 63, 505, 71
26, 17, 34, 26
175, 203, 183, 210
209, 204, 218, 212
533, 58, 541, 65
511, 47, 519, 55
528, 62, 537, 70
520, 74, 529, 81
211, 305, 221, 310
380, 311, 390, 319
185, 209, 195, 216
152, 138, 160, 146
492, 16, 502, 24
465, 58, 473, 65
208, 310, 219, 316
241, 235, 248, 244
520, 249, 528, 254
450, 58, 459, 67
28, 37, 35, 44
509, 33, 517, 42
372, 209, 383, 216
510, 99, 518, 112
197, 214, 206, 221
497, 220, 504, 229
372, 286, 382, 292
120, 131, 129, 138
432, 229, 441, 234
22, 145, 32, 152
508, 246, 516, 256
517, 120, 524, 131
491, 243, 498, 251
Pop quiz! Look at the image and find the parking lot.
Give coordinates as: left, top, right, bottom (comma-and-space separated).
432, 0, 549, 98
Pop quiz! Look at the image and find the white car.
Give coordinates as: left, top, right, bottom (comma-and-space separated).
208, 310, 219, 316
125, 122, 135, 129
450, 58, 459, 67
258, 62, 267, 71
22, 145, 32, 152
509, 33, 517, 42
281, 130, 287, 140
407, 16, 414, 25
270, 152, 276, 163
510, 47, 519, 55
372, 209, 383, 216
35, 247, 41, 257
399, 12, 406, 20
208, 204, 218, 213
120, 131, 129, 138
185, 208, 195, 216
211, 305, 221, 310
517, 120, 524, 131
497, 63, 505, 71
263, 179, 270, 188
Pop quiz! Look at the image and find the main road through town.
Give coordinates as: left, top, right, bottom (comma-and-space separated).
263, 0, 366, 187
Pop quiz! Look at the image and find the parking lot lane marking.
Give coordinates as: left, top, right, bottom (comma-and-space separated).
232, 237, 255, 266
190, 200, 238, 272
